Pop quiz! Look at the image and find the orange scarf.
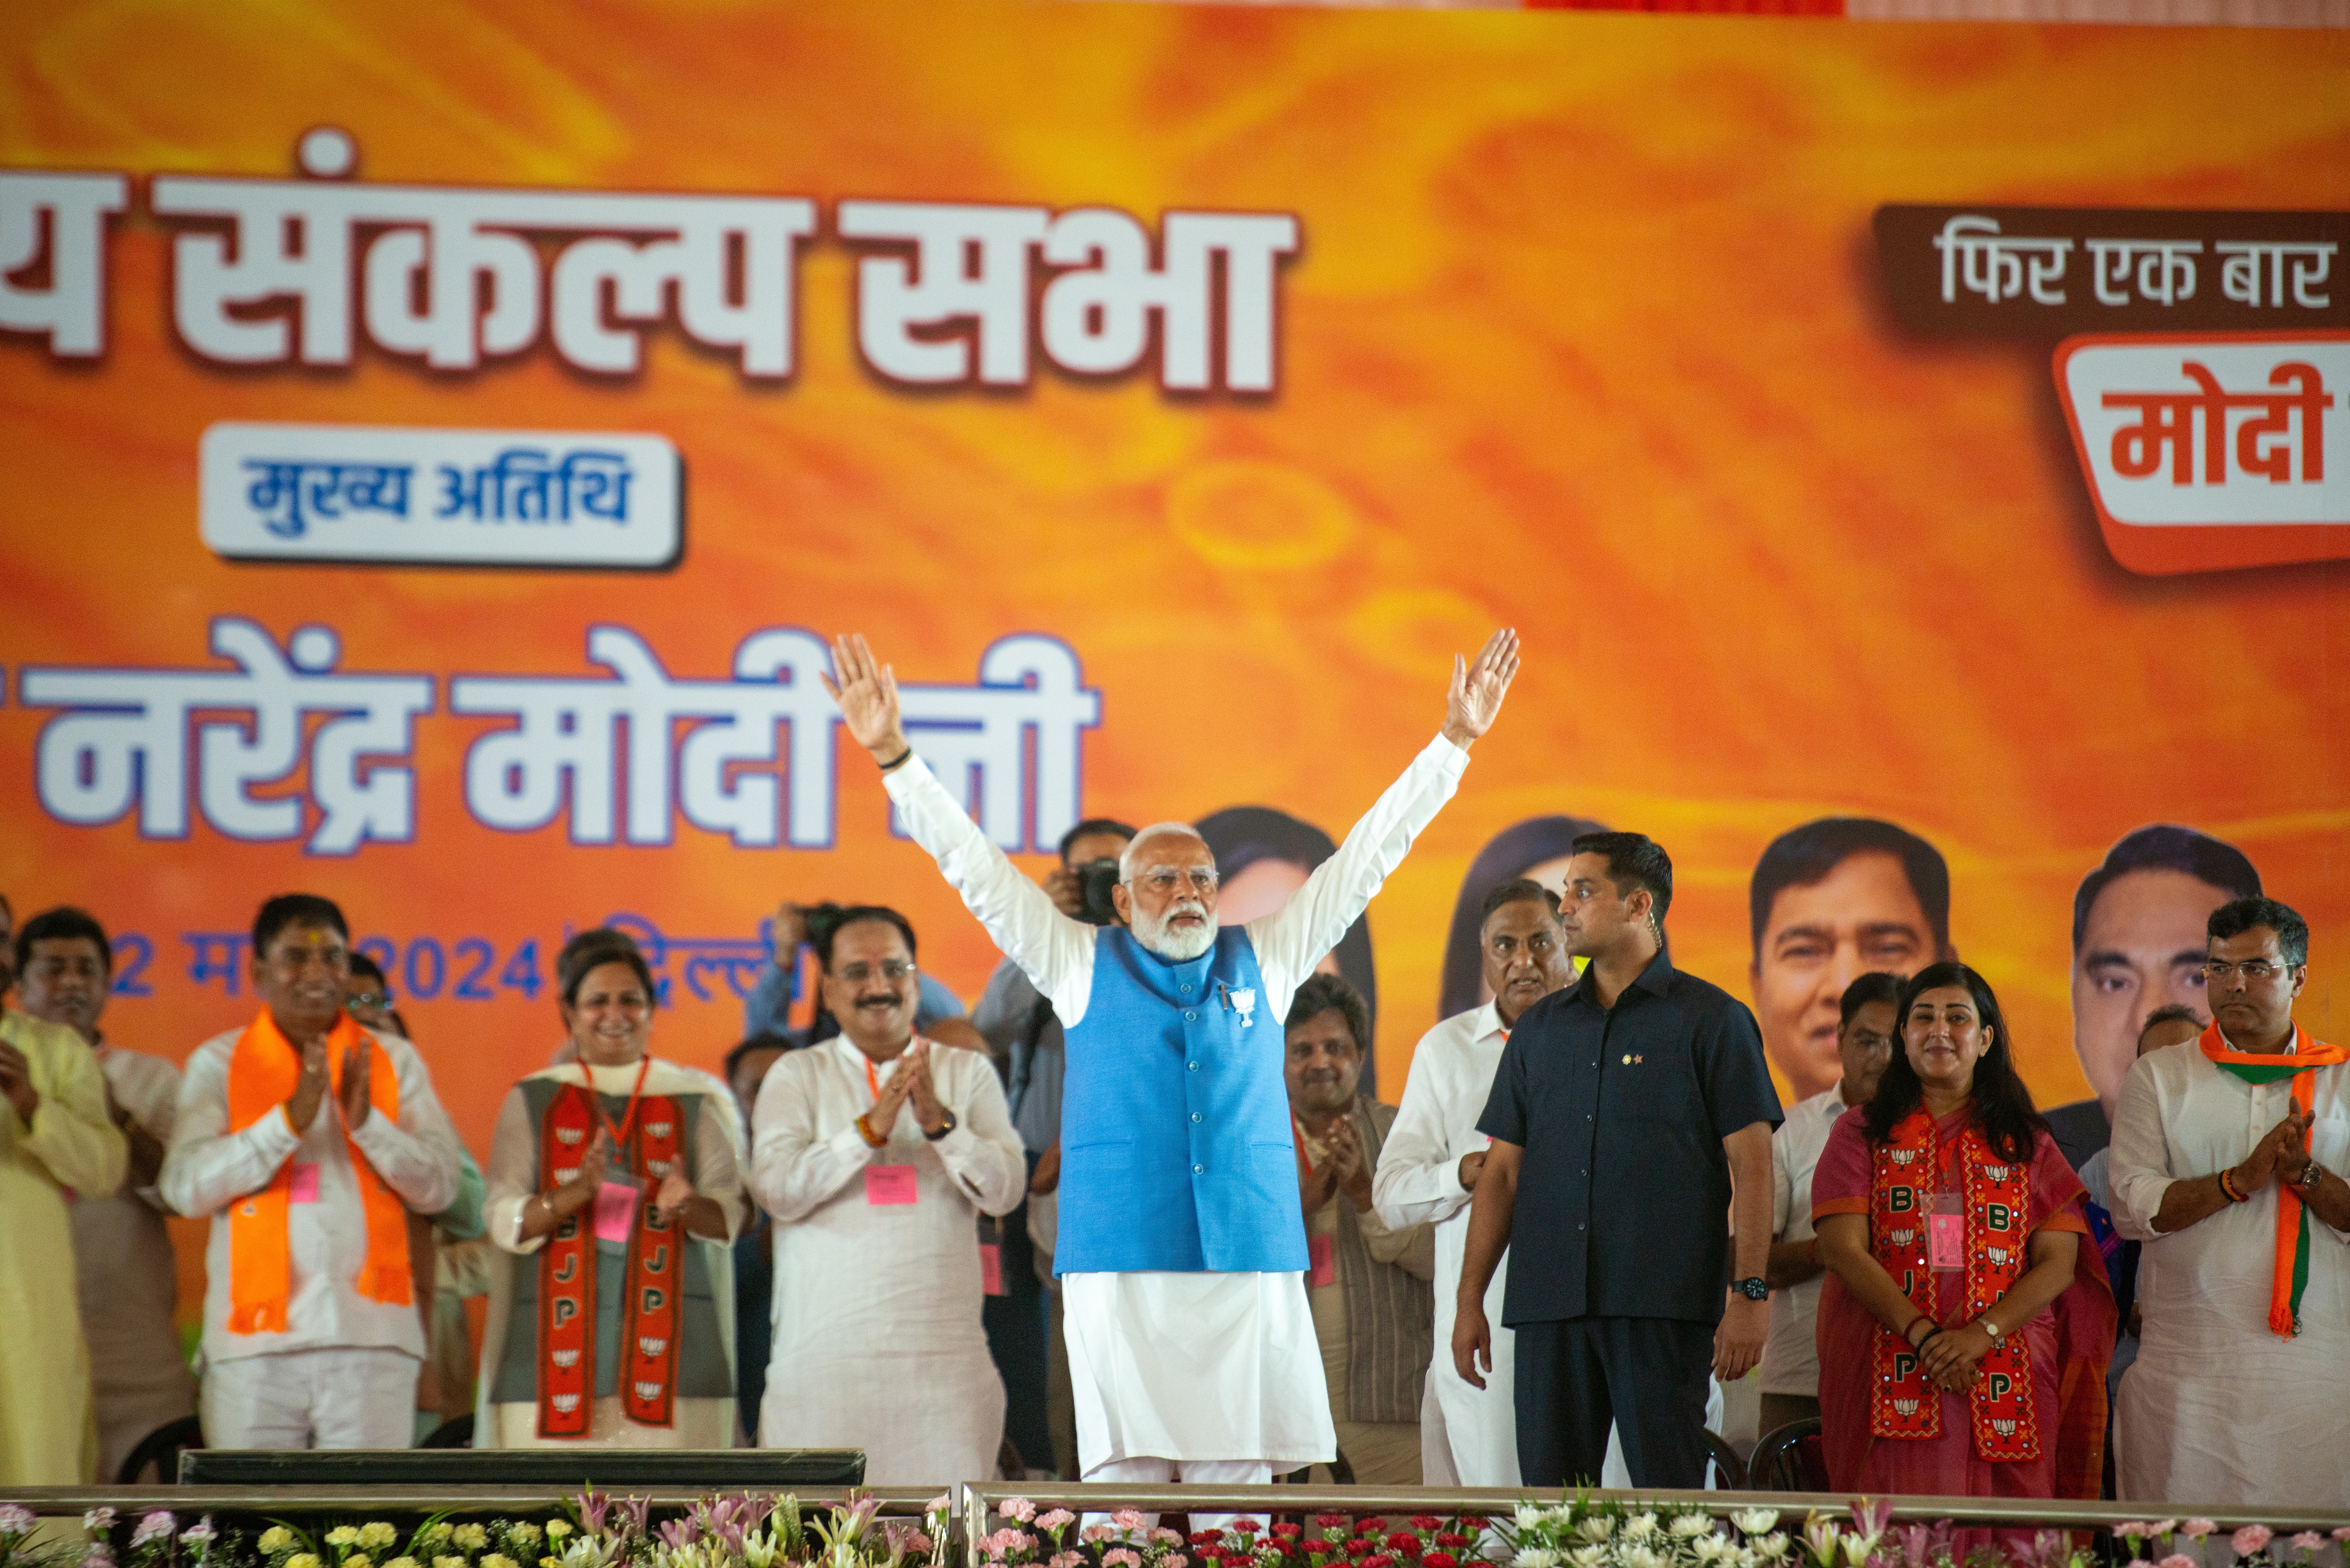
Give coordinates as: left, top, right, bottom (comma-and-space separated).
2198, 1022, 2347, 1338
225, 1009, 411, 1333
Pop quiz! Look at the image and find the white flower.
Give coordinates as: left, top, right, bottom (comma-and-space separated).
1732, 1515, 1779, 1540
327, 1530, 361, 1550
1517, 1509, 1549, 1534
1694, 1536, 1736, 1562
0, 1508, 37, 1541
1624, 1516, 1661, 1543
1843, 1537, 1881, 1568
1515, 1551, 1561, 1568
1672, 1517, 1714, 1541
1753, 1536, 1791, 1562
1576, 1519, 1616, 1545
1569, 1549, 1606, 1568
1622, 1546, 1672, 1568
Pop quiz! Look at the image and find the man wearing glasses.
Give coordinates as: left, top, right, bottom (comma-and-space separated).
1754, 970, 1901, 1441
2109, 897, 2349, 1507
748, 906, 1027, 1482
821, 627, 1519, 1504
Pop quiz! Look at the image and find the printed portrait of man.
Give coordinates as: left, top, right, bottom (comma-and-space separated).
1748, 817, 1954, 1100
2047, 823, 2263, 1170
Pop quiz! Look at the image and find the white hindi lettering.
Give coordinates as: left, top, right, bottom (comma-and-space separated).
0, 171, 128, 357
2217, 241, 2337, 311
19, 619, 434, 855
2086, 238, 2202, 308
449, 627, 842, 848
1933, 215, 2073, 307
842, 200, 1299, 392
150, 131, 816, 376
895, 635, 1102, 852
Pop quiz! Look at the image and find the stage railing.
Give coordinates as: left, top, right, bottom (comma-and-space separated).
956, 1485, 2350, 1568
0, 1484, 945, 1517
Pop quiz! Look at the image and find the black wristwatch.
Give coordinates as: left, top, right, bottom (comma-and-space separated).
1731, 1277, 1769, 1301
922, 1108, 959, 1142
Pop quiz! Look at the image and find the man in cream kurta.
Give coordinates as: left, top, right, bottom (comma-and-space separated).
16, 905, 199, 1481
819, 628, 1520, 1490
750, 910, 1026, 1483
0, 1009, 128, 1485
2109, 896, 2349, 1508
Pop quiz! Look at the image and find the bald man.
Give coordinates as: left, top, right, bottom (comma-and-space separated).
823, 628, 1519, 1504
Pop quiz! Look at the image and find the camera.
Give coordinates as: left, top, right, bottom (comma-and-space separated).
1073, 858, 1123, 926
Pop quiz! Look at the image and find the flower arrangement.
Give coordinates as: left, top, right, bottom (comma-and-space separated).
2112, 1521, 2350, 1568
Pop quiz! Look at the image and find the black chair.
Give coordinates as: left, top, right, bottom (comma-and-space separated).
418, 1415, 475, 1449
1702, 1427, 1748, 1491
118, 1415, 205, 1485
1748, 1417, 1828, 1492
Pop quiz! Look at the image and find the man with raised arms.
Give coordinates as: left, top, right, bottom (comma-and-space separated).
822, 627, 1520, 1496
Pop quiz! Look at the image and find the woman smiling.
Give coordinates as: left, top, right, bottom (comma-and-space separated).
476, 929, 747, 1448
1811, 961, 2114, 1514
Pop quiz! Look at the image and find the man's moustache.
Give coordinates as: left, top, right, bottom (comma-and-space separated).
856, 995, 901, 1009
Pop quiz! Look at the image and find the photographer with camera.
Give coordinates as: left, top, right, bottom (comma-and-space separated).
745, 899, 968, 1044
971, 817, 1138, 1477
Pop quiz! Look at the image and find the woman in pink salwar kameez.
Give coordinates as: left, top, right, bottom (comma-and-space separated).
1813, 962, 2113, 1512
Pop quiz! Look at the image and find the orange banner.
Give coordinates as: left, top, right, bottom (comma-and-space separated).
2, 1, 2344, 1183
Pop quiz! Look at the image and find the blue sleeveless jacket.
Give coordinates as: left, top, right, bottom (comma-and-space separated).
1053, 925, 1308, 1276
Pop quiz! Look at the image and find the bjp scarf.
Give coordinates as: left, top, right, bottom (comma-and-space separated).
224, 1010, 410, 1334
535, 1068, 685, 1438
2198, 1022, 2347, 1339
1869, 1110, 2038, 1462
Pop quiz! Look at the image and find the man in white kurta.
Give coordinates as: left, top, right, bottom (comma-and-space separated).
16, 907, 200, 1481
1372, 878, 1572, 1485
1755, 972, 1898, 1440
819, 628, 1520, 1492
161, 900, 464, 1450
2109, 896, 2350, 1508
751, 910, 1027, 1483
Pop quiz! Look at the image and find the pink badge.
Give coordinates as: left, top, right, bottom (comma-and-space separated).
593, 1179, 640, 1243
1928, 1212, 1964, 1269
288, 1162, 322, 1204
1308, 1231, 1337, 1287
980, 1240, 1006, 1296
865, 1165, 918, 1205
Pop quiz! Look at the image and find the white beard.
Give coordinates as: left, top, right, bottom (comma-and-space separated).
1132, 900, 1218, 961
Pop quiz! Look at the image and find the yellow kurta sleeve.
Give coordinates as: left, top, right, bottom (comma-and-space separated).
5, 1013, 128, 1199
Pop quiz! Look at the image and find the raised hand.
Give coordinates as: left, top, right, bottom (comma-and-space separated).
0, 1041, 37, 1123
656, 1165, 696, 1214
1441, 627, 1521, 750
2238, 1111, 2305, 1192
2274, 1108, 2316, 1187
285, 1036, 331, 1132
865, 1055, 917, 1140
337, 1030, 375, 1131
820, 633, 908, 762
906, 1042, 951, 1135
770, 900, 809, 969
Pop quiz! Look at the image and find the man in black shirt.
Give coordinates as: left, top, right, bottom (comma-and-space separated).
1453, 832, 1781, 1488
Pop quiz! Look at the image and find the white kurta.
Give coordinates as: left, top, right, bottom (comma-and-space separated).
1758, 1083, 1847, 1399
751, 1035, 1026, 1483
477, 1057, 748, 1449
1371, 1001, 1519, 1485
2108, 1035, 2350, 1508
72, 1043, 197, 1481
885, 733, 1469, 1470
161, 1025, 464, 1367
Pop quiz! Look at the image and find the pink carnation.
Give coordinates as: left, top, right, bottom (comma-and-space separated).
2232, 1528, 2273, 1557
2125, 1559, 2153, 1568
1003, 1500, 1038, 1526
2149, 1525, 2179, 1540
2184, 1523, 2218, 1542
928, 1496, 953, 1515
1114, 1511, 1148, 1534
1050, 1556, 1085, 1568
2290, 1537, 2325, 1556
2330, 1532, 2350, 1547
2158, 1556, 2197, 1568
1105, 1553, 1142, 1568
1154, 1531, 1187, 1547
1082, 1526, 1117, 1545
2114, 1528, 2151, 1543
1037, 1513, 1075, 1533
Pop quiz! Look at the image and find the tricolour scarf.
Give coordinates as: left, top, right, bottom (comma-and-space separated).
224, 1010, 409, 1333
2198, 1021, 2347, 1338
535, 1074, 684, 1438
1869, 1108, 2037, 1462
